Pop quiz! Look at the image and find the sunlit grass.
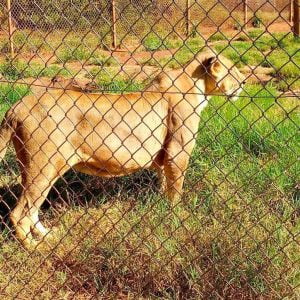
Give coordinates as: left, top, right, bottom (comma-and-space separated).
142, 32, 183, 51
141, 37, 204, 69
86, 68, 145, 93
0, 83, 30, 116
0, 60, 70, 80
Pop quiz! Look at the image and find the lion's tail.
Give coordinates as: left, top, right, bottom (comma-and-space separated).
0, 114, 14, 162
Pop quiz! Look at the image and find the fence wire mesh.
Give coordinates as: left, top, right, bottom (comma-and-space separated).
0, 0, 299, 299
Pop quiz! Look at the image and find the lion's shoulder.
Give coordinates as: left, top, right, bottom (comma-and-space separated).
149, 70, 190, 92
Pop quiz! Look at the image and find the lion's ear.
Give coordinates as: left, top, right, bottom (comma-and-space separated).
206, 56, 222, 76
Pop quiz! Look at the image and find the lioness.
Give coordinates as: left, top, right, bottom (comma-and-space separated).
0, 50, 245, 248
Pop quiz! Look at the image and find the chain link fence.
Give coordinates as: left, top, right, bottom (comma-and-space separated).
0, 0, 299, 299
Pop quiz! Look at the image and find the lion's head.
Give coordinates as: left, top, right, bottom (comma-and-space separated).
191, 50, 246, 100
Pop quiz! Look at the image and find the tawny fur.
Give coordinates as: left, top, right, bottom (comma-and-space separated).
0, 50, 245, 248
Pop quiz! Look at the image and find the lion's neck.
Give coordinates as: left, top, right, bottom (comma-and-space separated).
183, 62, 210, 114
148, 65, 211, 114
196, 94, 209, 114
193, 76, 210, 114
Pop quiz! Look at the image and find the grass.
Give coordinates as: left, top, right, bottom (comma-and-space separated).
87, 55, 119, 67
212, 33, 300, 94
141, 37, 204, 69
87, 68, 145, 93
0, 31, 110, 56
142, 32, 299, 72
247, 29, 265, 39
264, 46, 300, 78
196, 84, 299, 193
276, 78, 300, 92
56, 45, 120, 66
0, 81, 299, 298
142, 32, 183, 51
0, 60, 71, 80
208, 32, 230, 42
215, 41, 266, 67
56, 45, 96, 63
8, 30, 112, 64
0, 84, 30, 115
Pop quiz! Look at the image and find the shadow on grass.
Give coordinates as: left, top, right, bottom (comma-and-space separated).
0, 169, 159, 236
49, 169, 159, 206
0, 184, 21, 233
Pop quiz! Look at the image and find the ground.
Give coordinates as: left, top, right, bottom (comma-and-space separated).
0, 21, 299, 299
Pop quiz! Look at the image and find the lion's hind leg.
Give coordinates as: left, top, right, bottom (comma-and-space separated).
27, 162, 73, 242
10, 187, 40, 249
11, 159, 74, 249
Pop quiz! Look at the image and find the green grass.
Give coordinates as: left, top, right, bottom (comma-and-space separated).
264, 45, 300, 78
56, 45, 120, 66
276, 78, 300, 92
0, 60, 70, 80
87, 55, 119, 67
208, 32, 230, 42
212, 33, 300, 80
6, 31, 107, 56
214, 42, 265, 67
195, 84, 299, 193
142, 32, 183, 51
11, 31, 50, 53
87, 68, 145, 93
56, 45, 95, 63
141, 37, 204, 69
249, 33, 300, 77
0, 84, 30, 115
247, 29, 265, 39
0, 82, 299, 298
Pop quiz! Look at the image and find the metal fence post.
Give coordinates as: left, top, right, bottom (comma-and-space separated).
293, 0, 300, 36
290, 0, 294, 22
7, 0, 15, 58
186, 0, 190, 36
111, 0, 117, 49
244, 0, 248, 29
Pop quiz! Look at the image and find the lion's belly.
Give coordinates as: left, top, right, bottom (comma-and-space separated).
73, 120, 166, 176
74, 140, 162, 177
74, 158, 149, 177
68, 99, 168, 175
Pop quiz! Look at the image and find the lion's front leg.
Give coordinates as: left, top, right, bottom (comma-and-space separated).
155, 166, 167, 194
164, 165, 185, 203
163, 150, 190, 204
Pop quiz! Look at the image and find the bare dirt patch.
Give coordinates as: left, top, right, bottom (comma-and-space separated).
108, 48, 178, 66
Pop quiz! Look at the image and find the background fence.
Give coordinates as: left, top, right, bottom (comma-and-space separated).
1, 0, 300, 55
0, 0, 299, 299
